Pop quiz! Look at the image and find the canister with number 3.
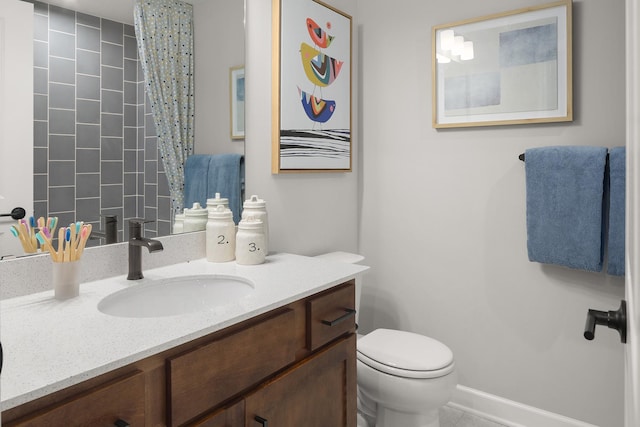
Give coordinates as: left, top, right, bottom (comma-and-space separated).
235, 217, 265, 265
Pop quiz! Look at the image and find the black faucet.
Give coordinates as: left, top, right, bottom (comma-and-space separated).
91, 215, 119, 244
127, 219, 164, 280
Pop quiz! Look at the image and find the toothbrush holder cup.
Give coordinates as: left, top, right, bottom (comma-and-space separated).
52, 261, 81, 300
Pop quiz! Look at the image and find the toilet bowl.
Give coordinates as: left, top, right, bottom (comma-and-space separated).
357, 328, 457, 427
314, 252, 457, 427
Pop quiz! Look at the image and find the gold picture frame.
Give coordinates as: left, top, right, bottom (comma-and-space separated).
432, 0, 572, 128
271, 0, 352, 173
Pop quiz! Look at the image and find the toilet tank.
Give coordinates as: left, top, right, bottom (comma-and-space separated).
314, 251, 365, 325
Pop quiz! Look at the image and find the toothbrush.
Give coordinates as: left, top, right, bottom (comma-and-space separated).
48, 217, 58, 234
57, 227, 65, 261
20, 219, 32, 248
18, 221, 37, 253
69, 223, 78, 261
35, 232, 59, 261
20, 219, 29, 236
64, 228, 71, 262
9, 225, 31, 253
35, 217, 46, 250
75, 224, 92, 259
29, 217, 37, 249
41, 227, 52, 254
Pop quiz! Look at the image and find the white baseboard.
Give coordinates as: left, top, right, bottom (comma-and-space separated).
449, 385, 600, 427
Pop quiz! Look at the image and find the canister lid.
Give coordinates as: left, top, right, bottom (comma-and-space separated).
207, 192, 229, 207
238, 216, 263, 229
243, 195, 266, 208
185, 202, 207, 216
208, 204, 233, 219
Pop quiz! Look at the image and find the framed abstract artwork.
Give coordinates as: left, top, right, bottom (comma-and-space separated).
230, 66, 245, 140
272, 0, 352, 173
432, 0, 572, 128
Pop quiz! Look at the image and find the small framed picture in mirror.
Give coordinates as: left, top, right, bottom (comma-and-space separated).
230, 65, 245, 140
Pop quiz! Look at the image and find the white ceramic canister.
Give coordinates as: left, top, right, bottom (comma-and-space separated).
172, 209, 187, 234
183, 202, 208, 232
206, 205, 236, 262
235, 217, 265, 265
241, 195, 269, 254
206, 192, 229, 212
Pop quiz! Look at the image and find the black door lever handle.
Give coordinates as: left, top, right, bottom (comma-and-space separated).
0, 207, 26, 220
584, 300, 627, 343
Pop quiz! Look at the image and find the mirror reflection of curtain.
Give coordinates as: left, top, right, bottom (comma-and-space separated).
134, 0, 194, 215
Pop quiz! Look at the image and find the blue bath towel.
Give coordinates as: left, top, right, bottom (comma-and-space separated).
525, 146, 608, 272
184, 155, 211, 208
607, 147, 625, 276
207, 154, 244, 224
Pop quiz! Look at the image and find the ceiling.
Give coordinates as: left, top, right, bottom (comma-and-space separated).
40, 0, 137, 24
38, 0, 197, 25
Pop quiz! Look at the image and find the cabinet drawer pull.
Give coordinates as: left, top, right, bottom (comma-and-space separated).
114, 420, 130, 427
321, 308, 356, 327
255, 415, 269, 426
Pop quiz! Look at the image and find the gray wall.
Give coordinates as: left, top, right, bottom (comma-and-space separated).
247, 0, 626, 426
31, 1, 171, 241
357, 0, 625, 426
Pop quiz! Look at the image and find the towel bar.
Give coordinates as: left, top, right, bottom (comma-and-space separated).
519, 152, 609, 162
0, 207, 26, 220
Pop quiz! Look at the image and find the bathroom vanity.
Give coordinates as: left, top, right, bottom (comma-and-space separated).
0, 254, 367, 426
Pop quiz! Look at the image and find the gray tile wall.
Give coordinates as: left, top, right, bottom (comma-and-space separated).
30, 1, 171, 243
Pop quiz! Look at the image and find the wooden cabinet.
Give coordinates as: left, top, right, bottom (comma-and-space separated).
4, 370, 146, 427
1, 281, 356, 427
246, 334, 356, 427
167, 308, 299, 426
307, 282, 356, 351
190, 401, 245, 427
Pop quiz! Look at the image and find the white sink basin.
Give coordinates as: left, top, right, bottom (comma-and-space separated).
97, 275, 255, 318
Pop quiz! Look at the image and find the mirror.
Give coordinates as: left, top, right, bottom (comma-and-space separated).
24, 0, 245, 248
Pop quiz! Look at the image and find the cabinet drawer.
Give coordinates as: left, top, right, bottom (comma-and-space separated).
5, 370, 145, 427
245, 334, 357, 427
307, 281, 356, 351
168, 308, 298, 427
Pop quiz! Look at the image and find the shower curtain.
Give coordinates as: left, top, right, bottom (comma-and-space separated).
134, 0, 195, 215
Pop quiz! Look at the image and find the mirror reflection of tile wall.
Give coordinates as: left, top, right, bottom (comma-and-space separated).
31, 1, 171, 244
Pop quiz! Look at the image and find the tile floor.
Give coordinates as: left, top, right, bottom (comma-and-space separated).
440, 405, 510, 427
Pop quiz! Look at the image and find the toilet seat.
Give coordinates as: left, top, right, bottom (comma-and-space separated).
357, 329, 455, 379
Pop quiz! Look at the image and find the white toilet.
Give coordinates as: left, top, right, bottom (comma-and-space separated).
315, 252, 457, 427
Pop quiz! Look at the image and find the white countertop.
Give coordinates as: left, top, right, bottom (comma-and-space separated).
0, 253, 368, 410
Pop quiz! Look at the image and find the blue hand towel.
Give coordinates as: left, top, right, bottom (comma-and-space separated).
183, 155, 211, 208
207, 154, 245, 224
607, 147, 625, 276
525, 146, 608, 272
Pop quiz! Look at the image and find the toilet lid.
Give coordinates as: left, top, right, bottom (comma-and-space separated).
357, 329, 454, 378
